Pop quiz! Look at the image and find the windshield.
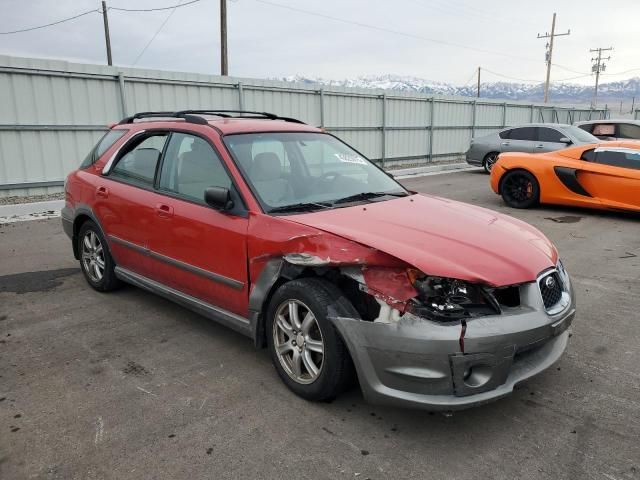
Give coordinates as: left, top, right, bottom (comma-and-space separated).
566, 126, 599, 144
223, 132, 408, 213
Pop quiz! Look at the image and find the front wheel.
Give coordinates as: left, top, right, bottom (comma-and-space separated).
500, 170, 540, 209
266, 278, 357, 401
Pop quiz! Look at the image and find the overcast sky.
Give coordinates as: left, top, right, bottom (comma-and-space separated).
1, 0, 639, 86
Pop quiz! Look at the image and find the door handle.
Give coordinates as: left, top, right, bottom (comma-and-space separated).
155, 203, 174, 218
96, 186, 109, 198
501, 142, 510, 146
534, 144, 545, 149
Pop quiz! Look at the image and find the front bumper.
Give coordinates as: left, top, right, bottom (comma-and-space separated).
331, 272, 575, 411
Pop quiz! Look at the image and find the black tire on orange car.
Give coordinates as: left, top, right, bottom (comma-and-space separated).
483, 152, 500, 173
500, 170, 540, 209
266, 277, 357, 401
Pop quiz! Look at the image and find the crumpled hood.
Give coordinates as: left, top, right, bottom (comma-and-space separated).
287, 194, 558, 286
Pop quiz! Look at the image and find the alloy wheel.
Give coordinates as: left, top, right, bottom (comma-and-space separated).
81, 230, 105, 283
504, 174, 534, 204
484, 153, 498, 172
272, 299, 325, 384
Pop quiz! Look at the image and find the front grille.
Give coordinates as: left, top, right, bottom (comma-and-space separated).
539, 272, 563, 309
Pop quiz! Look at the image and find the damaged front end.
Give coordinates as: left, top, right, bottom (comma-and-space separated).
248, 214, 574, 410
330, 263, 575, 410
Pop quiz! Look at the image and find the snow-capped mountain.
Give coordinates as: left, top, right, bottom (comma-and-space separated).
279, 74, 640, 105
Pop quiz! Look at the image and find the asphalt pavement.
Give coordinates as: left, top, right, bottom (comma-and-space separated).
1, 170, 639, 480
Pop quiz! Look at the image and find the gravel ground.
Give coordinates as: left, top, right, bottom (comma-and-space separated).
0, 192, 65, 206
1, 170, 639, 480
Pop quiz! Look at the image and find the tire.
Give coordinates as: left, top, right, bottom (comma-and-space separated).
266, 277, 358, 401
77, 220, 120, 292
500, 170, 540, 209
483, 152, 499, 173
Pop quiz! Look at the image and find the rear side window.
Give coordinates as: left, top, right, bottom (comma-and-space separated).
592, 124, 616, 137
577, 124, 593, 133
111, 134, 168, 187
618, 124, 640, 139
79, 129, 127, 169
537, 127, 564, 143
499, 129, 511, 139
509, 127, 536, 141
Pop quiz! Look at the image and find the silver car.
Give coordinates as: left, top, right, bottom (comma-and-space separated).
575, 119, 640, 141
466, 123, 599, 173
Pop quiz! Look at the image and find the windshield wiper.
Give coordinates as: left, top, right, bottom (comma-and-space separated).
268, 201, 332, 214
331, 191, 409, 205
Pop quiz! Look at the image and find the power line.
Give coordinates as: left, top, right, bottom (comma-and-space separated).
253, 0, 542, 64
0, 9, 99, 35
132, 0, 185, 65
109, 0, 202, 13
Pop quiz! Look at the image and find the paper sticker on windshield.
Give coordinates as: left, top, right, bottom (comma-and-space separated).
334, 153, 366, 165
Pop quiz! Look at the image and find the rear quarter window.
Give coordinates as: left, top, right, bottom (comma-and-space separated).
79, 129, 127, 169
499, 129, 511, 139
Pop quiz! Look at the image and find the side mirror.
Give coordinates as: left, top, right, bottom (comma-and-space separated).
204, 186, 234, 211
559, 137, 572, 144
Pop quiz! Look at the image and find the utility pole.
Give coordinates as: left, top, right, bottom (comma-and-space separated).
101, 1, 113, 66
476, 67, 481, 98
590, 47, 612, 108
220, 0, 228, 75
537, 13, 570, 103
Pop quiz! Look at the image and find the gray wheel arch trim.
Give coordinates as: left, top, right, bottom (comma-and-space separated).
68, 204, 112, 260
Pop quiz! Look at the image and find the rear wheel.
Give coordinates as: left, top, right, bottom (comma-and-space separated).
266, 278, 357, 401
501, 170, 540, 209
77, 221, 120, 292
483, 152, 499, 173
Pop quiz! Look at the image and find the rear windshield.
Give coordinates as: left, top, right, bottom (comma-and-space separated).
79, 129, 127, 169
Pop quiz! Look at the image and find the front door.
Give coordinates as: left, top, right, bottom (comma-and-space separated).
147, 132, 250, 317
535, 126, 569, 153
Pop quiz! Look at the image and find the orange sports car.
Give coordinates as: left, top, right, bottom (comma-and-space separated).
490, 140, 640, 212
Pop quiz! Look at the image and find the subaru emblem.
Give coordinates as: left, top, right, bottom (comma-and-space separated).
545, 276, 556, 289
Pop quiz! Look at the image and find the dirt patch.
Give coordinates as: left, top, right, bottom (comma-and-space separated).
0, 268, 79, 294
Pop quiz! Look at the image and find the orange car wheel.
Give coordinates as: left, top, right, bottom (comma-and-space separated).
500, 170, 540, 209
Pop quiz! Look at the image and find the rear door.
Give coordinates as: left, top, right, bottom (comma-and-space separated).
499, 127, 535, 154
146, 131, 250, 317
95, 132, 169, 278
577, 147, 640, 209
535, 126, 569, 153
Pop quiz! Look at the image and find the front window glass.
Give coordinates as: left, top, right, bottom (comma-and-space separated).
537, 127, 564, 143
223, 132, 407, 213
565, 126, 599, 143
159, 133, 231, 202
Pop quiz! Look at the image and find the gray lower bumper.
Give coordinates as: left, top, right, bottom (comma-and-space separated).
331, 287, 575, 411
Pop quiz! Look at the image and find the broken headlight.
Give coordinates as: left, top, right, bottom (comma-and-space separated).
409, 275, 499, 322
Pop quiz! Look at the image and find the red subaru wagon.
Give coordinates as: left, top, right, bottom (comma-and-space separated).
63, 110, 575, 410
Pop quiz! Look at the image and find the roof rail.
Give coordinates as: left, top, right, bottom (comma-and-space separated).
118, 110, 306, 125
176, 110, 307, 124
118, 111, 208, 125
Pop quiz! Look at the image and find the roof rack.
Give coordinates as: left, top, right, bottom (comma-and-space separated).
117, 110, 306, 125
